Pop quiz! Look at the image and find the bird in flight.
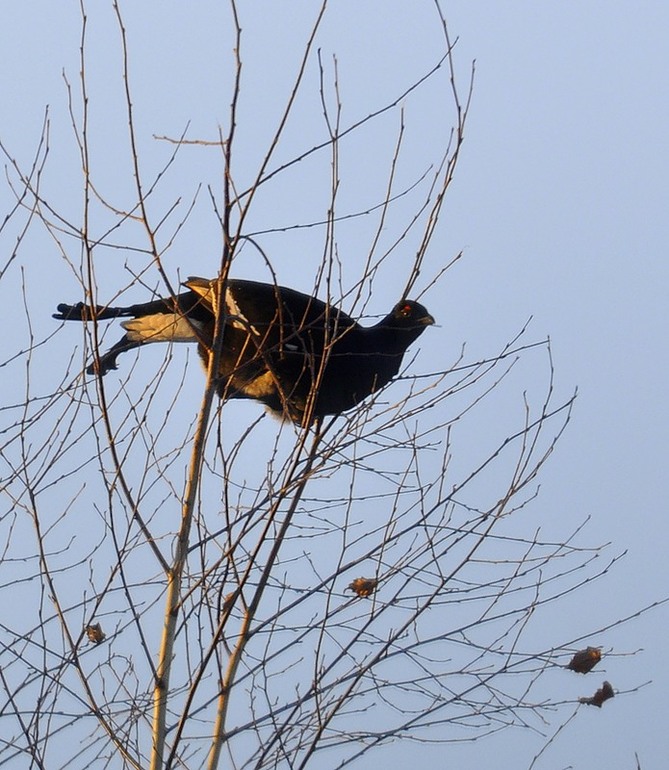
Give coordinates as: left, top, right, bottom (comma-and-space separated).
54, 277, 434, 424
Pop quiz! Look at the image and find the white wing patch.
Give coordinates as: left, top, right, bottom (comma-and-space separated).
225, 285, 261, 336
185, 277, 217, 311
185, 277, 261, 336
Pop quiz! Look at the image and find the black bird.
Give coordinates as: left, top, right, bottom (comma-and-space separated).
54, 277, 435, 424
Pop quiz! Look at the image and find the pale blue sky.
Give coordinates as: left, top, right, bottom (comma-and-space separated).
1, 2, 667, 768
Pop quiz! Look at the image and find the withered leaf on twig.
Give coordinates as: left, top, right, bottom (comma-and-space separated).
221, 592, 235, 615
579, 680, 614, 707
348, 578, 378, 598
85, 623, 106, 645
568, 646, 602, 674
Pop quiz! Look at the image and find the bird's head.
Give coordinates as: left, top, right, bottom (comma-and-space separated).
389, 300, 435, 330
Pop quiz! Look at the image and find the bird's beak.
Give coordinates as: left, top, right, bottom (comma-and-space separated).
421, 313, 436, 326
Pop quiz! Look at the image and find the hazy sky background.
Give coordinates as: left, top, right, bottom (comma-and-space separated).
1, 2, 667, 768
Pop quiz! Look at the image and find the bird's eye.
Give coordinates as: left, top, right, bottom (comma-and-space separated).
400, 304, 413, 317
